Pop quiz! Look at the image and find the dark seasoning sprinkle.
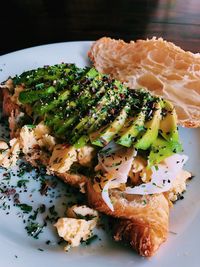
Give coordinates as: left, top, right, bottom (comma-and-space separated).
0, 66, 163, 252
0, 108, 98, 251
0, 159, 89, 249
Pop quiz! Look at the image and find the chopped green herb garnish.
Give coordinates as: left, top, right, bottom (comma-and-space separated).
17, 179, 29, 187
84, 234, 98, 245
16, 203, 32, 213
25, 221, 45, 239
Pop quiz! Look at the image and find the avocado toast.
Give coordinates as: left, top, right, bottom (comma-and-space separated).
0, 63, 191, 256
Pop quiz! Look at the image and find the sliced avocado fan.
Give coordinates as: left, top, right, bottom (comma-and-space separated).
15, 63, 182, 166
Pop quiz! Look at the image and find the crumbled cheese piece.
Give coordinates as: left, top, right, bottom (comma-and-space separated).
49, 144, 77, 173
20, 126, 38, 154
54, 205, 98, 250
34, 122, 56, 151
0, 138, 20, 168
19, 123, 56, 156
54, 218, 95, 250
77, 145, 96, 167
37, 135, 56, 152
0, 141, 9, 150
34, 122, 50, 139
168, 170, 191, 202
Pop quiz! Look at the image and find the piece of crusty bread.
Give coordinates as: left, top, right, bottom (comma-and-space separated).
87, 181, 169, 257
88, 37, 200, 128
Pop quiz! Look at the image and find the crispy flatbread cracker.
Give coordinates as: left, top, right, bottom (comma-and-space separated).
88, 37, 200, 128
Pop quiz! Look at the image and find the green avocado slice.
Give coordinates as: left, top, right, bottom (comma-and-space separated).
160, 100, 179, 142
90, 105, 130, 147
74, 135, 89, 149
148, 137, 183, 167
135, 101, 162, 150
116, 110, 146, 147
19, 85, 56, 104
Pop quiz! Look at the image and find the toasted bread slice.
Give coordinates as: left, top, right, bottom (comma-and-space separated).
88, 37, 200, 128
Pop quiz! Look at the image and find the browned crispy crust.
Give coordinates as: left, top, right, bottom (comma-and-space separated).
113, 219, 154, 257
55, 172, 87, 189
86, 181, 169, 257
1, 88, 21, 138
2, 88, 18, 117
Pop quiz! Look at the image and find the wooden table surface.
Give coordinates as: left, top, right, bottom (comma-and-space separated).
1, 0, 200, 55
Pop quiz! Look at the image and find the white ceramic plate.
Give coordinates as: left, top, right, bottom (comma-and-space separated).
0, 41, 200, 267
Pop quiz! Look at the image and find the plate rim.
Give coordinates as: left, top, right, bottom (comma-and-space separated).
0, 40, 93, 58
0, 40, 200, 267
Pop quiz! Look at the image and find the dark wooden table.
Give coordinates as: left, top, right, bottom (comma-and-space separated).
1, 0, 200, 55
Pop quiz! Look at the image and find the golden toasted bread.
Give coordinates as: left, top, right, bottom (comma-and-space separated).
88, 37, 200, 128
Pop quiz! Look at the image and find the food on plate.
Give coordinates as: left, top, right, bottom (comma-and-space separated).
0, 62, 191, 257
88, 37, 200, 128
54, 205, 98, 250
